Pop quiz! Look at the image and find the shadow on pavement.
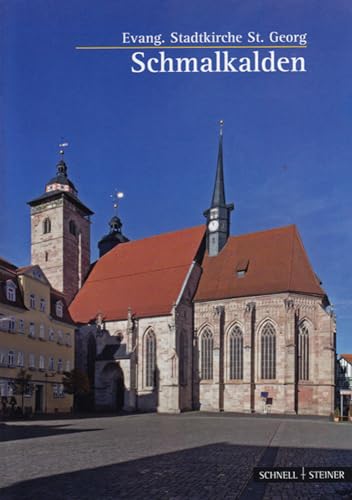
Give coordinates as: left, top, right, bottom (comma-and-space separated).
1, 442, 351, 499
0, 422, 102, 442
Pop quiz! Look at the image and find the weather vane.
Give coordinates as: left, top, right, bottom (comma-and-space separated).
219, 119, 224, 135
110, 189, 124, 215
59, 139, 69, 157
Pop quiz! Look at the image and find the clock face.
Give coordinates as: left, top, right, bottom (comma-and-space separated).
208, 220, 219, 232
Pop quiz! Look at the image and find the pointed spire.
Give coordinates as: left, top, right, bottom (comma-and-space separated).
211, 120, 226, 207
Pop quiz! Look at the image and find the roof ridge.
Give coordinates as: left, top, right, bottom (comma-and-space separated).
108, 225, 205, 252
88, 263, 190, 284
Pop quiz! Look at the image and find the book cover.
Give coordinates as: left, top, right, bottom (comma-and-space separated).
1, 1, 352, 498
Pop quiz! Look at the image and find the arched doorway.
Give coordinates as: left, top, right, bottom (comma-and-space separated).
101, 362, 125, 411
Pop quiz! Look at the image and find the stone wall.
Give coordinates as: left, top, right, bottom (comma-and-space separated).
30, 197, 91, 305
194, 293, 335, 416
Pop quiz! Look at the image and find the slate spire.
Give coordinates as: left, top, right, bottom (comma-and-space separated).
204, 121, 234, 257
211, 120, 226, 207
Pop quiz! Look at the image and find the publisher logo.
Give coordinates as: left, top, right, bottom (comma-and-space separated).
253, 467, 352, 482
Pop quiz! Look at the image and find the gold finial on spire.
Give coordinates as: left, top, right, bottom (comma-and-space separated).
59, 140, 69, 157
110, 189, 124, 215
219, 119, 224, 136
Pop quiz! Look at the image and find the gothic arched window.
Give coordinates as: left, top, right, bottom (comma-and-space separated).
298, 323, 309, 381
69, 220, 77, 236
229, 325, 243, 380
145, 330, 156, 388
43, 218, 51, 234
261, 323, 276, 380
201, 327, 213, 380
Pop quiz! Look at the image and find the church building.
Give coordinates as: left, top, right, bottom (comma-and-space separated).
30, 125, 336, 416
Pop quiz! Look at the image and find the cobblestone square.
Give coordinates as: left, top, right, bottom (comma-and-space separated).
1, 413, 352, 499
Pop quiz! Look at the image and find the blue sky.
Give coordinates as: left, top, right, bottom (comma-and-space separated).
1, 0, 351, 353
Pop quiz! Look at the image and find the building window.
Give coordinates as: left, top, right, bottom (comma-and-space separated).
8, 350, 15, 367
48, 329, 55, 342
17, 351, 24, 367
30, 294, 36, 309
261, 323, 276, 380
69, 220, 77, 236
48, 357, 54, 371
57, 331, 63, 345
43, 217, 51, 234
65, 360, 70, 372
45, 251, 49, 262
39, 355, 45, 370
29, 323, 35, 338
57, 358, 63, 373
6, 280, 16, 302
145, 329, 156, 388
29, 354, 35, 369
229, 325, 243, 380
40, 298, 46, 312
298, 323, 309, 381
39, 325, 45, 340
53, 384, 65, 398
8, 317, 16, 332
65, 333, 71, 346
18, 320, 24, 333
0, 351, 6, 366
200, 327, 213, 380
56, 301, 63, 318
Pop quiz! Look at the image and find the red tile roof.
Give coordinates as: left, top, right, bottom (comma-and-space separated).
195, 225, 326, 302
341, 354, 352, 364
69, 226, 206, 323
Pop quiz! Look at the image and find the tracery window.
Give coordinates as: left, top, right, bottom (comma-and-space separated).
145, 329, 156, 388
43, 218, 51, 234
201, 327, 213, 380
261, 323, 276, 380
298, 323, 309, 381
229, 325, 243, 380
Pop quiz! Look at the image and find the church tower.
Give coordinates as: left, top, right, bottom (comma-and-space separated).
204, 121, 234, 256
98, 215, 129, 257
28, 150, 93, 304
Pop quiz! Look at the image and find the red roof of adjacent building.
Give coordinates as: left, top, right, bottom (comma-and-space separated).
195, 224, 326, 302
69, 226, 206, 323
341, 354, 352, 364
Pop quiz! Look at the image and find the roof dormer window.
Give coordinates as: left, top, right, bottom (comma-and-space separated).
6, 280, 16, 302
236, 259, 249, 278
56, 300, 63, 318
